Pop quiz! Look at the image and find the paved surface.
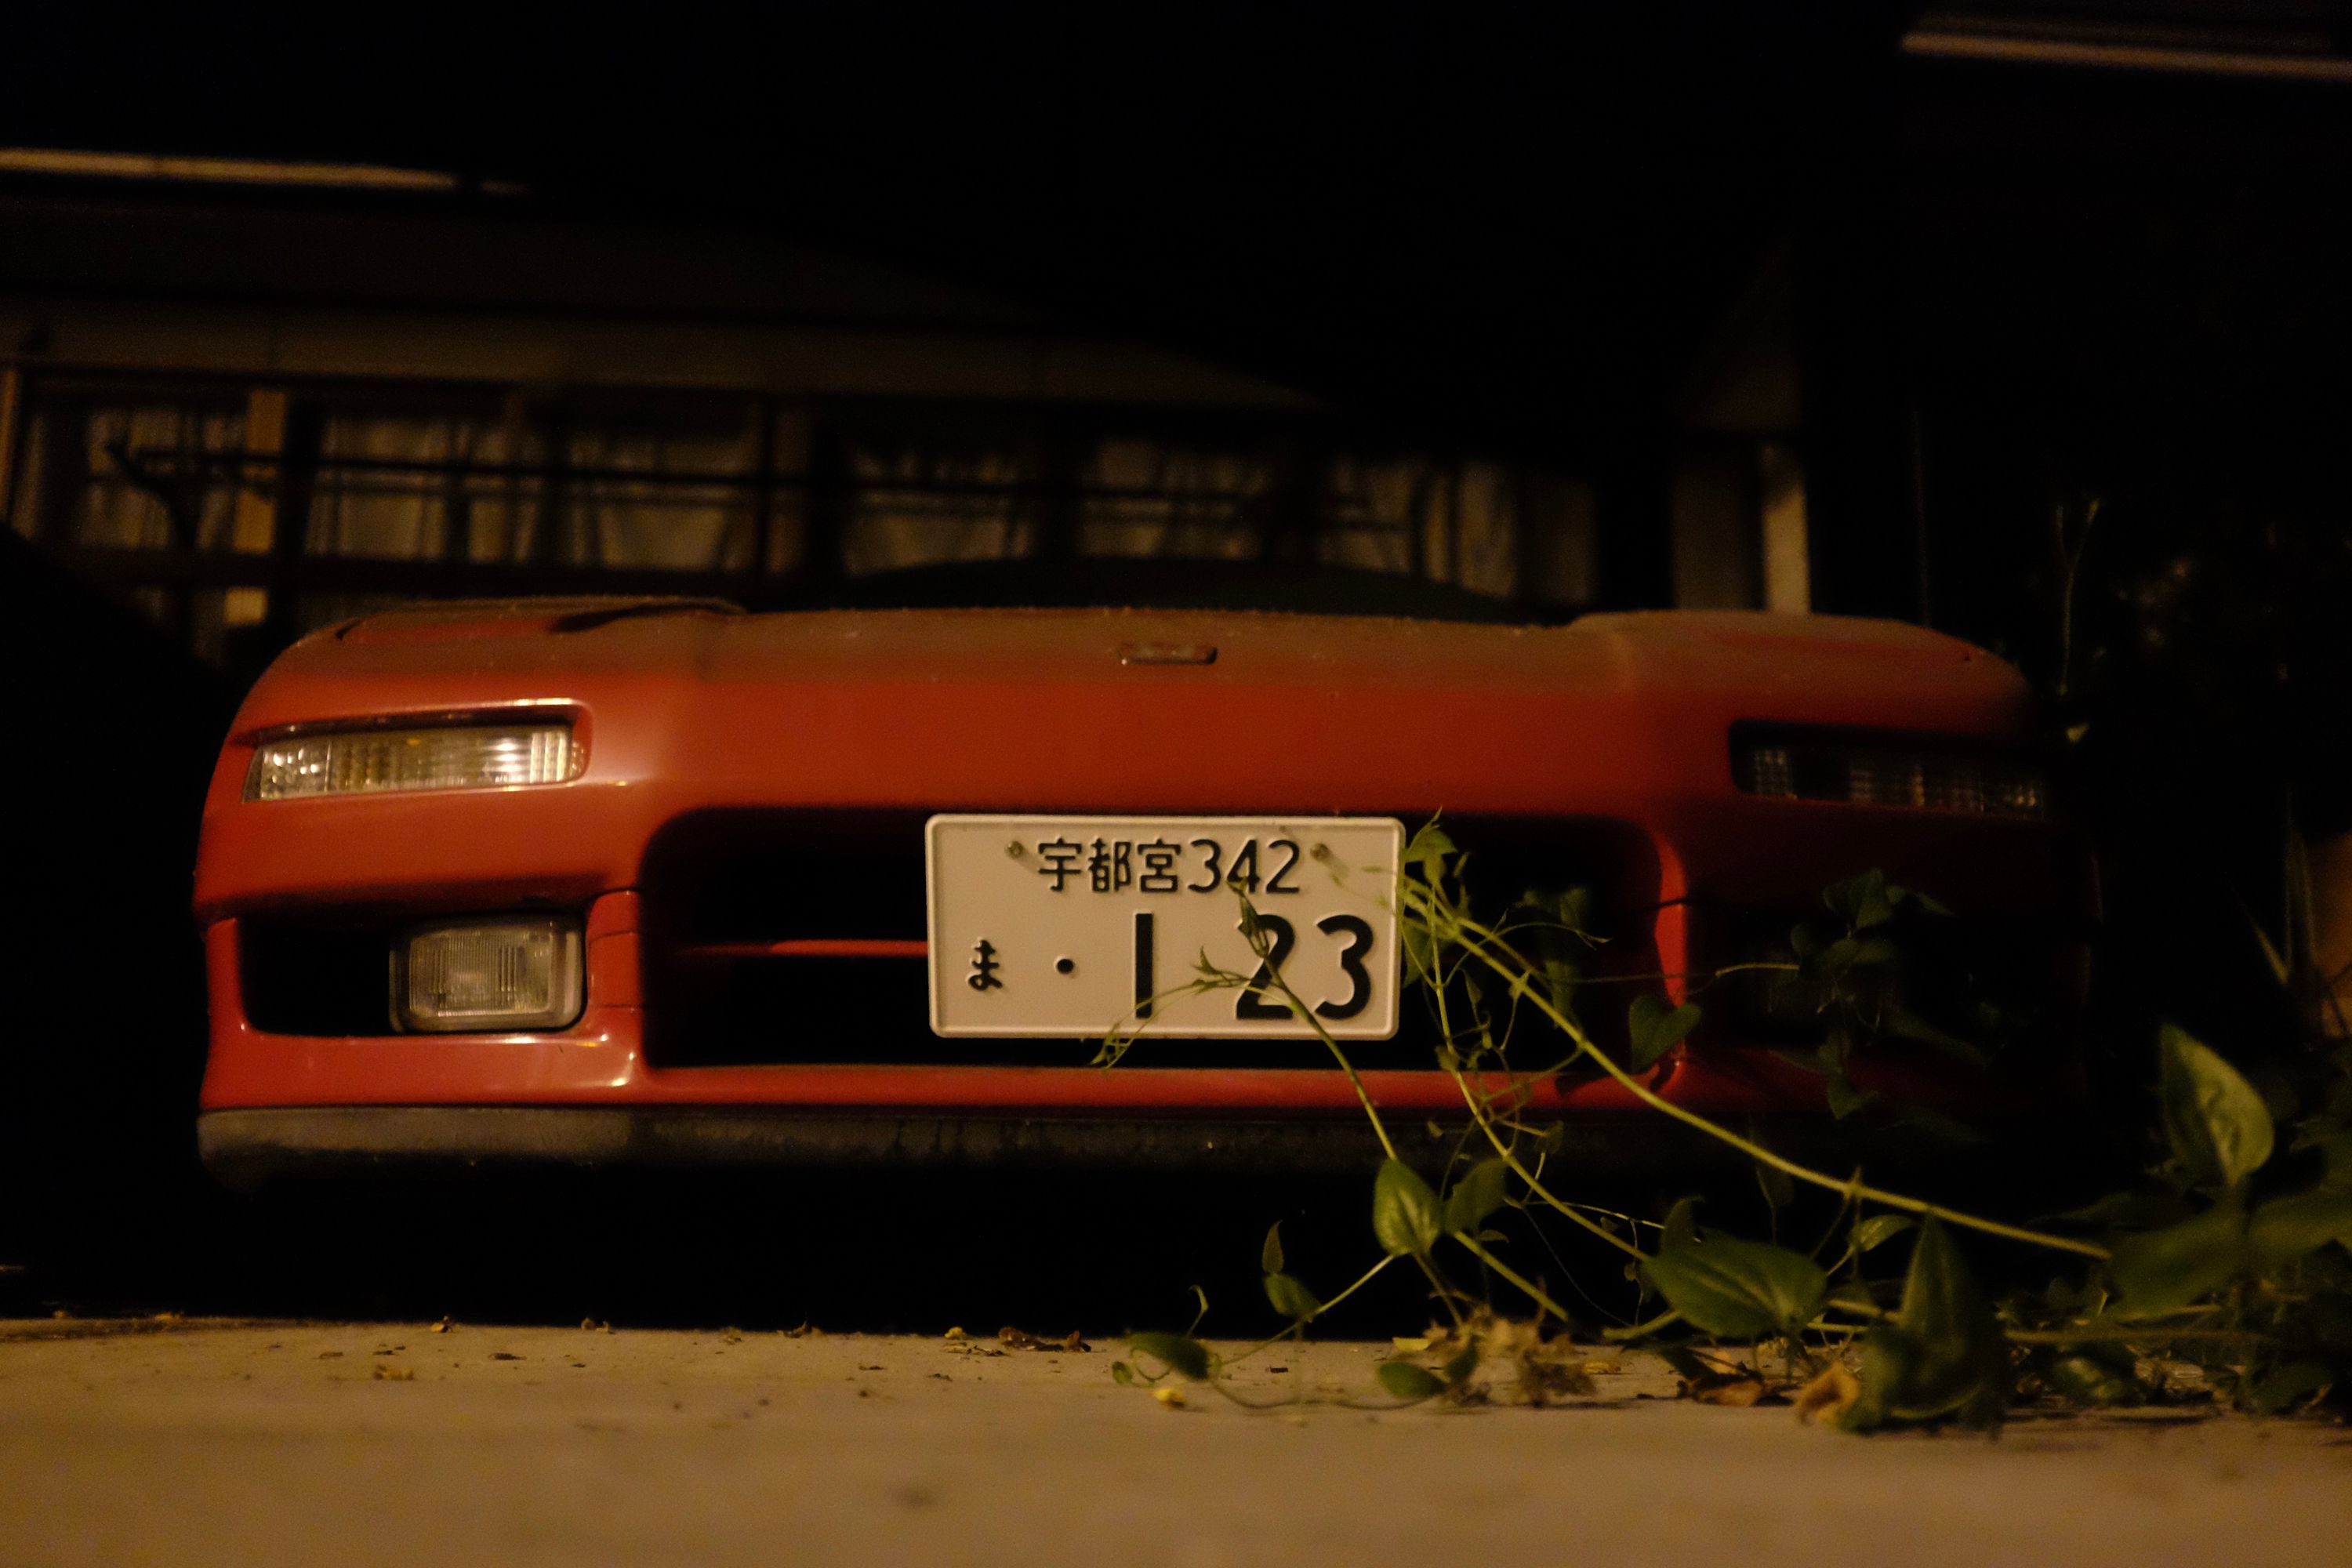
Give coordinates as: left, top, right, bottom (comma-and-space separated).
3, 1319, 2349, 1567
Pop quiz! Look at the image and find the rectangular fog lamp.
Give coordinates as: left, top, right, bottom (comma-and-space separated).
394, 919, 583, 1033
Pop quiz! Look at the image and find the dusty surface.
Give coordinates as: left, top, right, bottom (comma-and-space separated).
3, 1319, 2348, 1567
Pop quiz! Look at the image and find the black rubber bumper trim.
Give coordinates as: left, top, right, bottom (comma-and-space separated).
194, 1105, 1932, 1189
198, 1107, 1428, 1187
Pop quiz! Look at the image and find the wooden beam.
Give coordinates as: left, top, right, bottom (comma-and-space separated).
0, 367, 20, 531
49, 543, 762, 601
231, 387, 289, 552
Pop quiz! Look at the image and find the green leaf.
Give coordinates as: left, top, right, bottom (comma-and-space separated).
1893, 1105, 1987, 1147
1840, 1330, 1918, 1431
1109, 1360, 1135, 1385
2247, 1186, 2352, 1272
1399, 920, 1438, 989
2244, 898, 2293, 989
1537, 954, 1582, 1026
1440, 1338, 1481, 1387
1817, 935, 1900, 978
1886, 1218, 2008, 1421
2316, 1131, 2352, 1189
1373, 1160, 1443, 1258
1376, 1360, 1449, 1401
1825, 870, 1899, 931
1903, 887, 1955, 919
1125, 1333, 1211, 1381
1844, 1221, 2009, 1431
2248, 1360, 2336, 1414
1661, 1196, 1702, 1250
2042, 1349, 2145, 1407
1262, 1272, 1321, 1323
2042, 1190, 2194, 1229
2158, 1025, 2275, 1189
1824, 1073, 1877, 1120
2111, 1198, 2249, 1313
1402, 821, 1457, 881
2042, 1335, 2154, 1410
1886, 1007, 1990, 1068
1642, 1236, 1828, 1338
1853, 1214, 1915, 1254
1754, 1159, 1795, 1213
1515, 887, 1597, 1025
1515, 884, 1596, 938
1442, 1157, 1511, 1233
1627, 996, 1702, 1071
1260, 1221, 1285, 1276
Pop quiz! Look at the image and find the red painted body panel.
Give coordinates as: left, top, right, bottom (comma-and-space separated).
194, 604, 2080, 1134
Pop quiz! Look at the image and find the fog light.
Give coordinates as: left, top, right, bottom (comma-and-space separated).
246, 720, 580, 801
393, 918, 583, 1033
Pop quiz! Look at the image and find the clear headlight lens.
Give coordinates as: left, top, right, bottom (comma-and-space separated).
393, 918, 583, 1032
1737, 737, 2048, 820
246, 720, 580, 801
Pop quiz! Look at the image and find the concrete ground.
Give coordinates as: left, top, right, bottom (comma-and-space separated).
3, 1319, 2348, 1567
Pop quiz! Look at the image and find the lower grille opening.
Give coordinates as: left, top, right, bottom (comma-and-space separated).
239, 906, 593, 1038
241, 917, 398, 1036
1691, 904, 2082, 1058
639, 809, 1660, 1070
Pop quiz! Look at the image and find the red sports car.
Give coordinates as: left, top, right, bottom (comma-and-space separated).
192, 590, 2087, 1185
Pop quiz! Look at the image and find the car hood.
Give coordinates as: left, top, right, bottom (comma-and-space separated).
201, 603, 2045, 917
225, 600, 2029, 804
270, 601, 2010, 707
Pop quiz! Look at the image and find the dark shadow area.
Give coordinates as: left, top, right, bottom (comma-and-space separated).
0, 532, 227, 1290
16, 1117, 2114, 1334
31, 1169, 1430, 1334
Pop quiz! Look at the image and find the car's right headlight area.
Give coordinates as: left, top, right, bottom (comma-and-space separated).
1733, 728, 2049, 820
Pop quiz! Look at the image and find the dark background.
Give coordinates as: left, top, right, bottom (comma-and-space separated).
5, 2, 2350, 1318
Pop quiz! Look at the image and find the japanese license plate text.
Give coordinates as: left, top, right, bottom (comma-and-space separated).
925, 815, 1404, 1039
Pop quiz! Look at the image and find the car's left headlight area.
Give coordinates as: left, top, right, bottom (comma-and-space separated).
244, 717, 583, 801
201, 703, 629, 1057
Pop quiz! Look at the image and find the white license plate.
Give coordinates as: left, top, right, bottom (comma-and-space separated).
926, 815, 1404, 1039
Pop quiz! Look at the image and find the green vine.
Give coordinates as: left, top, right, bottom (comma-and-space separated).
1105, 821, 2352, 1429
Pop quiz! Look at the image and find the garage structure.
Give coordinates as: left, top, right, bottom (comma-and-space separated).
0, 168, 1826, 693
